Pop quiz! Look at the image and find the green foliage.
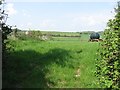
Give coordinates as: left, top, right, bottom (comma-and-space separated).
0, 0, 13, 61
17, 31, 42, 40
12, 27, 18, 38
2, 24, 12, 60
28, 31, 42, 39
96, 2, 120, 89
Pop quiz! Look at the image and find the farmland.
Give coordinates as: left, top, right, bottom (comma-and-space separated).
3, 31, 102, 88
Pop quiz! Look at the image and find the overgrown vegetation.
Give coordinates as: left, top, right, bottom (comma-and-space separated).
16, 30, 43, 40
96, 2, 120, 88
2, 24, 12, 59
0, 0, 12, 62
3, 38, 99, 88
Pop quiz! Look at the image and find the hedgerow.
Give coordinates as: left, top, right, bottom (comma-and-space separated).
96, 2, 120, 89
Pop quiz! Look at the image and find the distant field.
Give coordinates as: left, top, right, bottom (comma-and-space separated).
3, 36, 100, 88
41, 31, 80, 36
16, 30, 103, 41
52, 33, 89, 41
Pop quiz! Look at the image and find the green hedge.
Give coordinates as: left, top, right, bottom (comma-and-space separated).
96, 2, 120, 89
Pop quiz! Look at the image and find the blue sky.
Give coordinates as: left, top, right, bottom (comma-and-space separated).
4, 1, 117, 32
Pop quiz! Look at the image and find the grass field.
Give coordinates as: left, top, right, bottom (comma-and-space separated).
3, 35, 101, 88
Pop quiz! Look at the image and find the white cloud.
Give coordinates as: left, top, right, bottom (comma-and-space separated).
6, 3, 17, 15
39, 20, 57, 29
37, 11, 115, 32
18, 22, 32, 30
73, 14, 112, 26
27, 22, 32, 26
69, 11, 115, 31
20, 24, 24, 27
23, 13, 31, 17
22, 10, 31, 18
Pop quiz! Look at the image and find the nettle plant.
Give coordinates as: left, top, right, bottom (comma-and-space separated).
96, 1, 120, 88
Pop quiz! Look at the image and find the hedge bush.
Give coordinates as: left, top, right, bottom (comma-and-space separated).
96, 2, 120, 89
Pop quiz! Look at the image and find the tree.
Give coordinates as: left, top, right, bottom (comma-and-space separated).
96, 1, 120, 88
0, 0, 12, 62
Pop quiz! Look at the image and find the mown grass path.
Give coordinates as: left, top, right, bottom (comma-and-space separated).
3, 40, 100, 88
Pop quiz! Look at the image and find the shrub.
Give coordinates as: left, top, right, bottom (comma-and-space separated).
96, 2, 120, 89
0, 0, 13, 63
17, 31, 43, 41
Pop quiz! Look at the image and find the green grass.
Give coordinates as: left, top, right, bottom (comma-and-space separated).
3, 38, 100, 88
52, 37, 81, 41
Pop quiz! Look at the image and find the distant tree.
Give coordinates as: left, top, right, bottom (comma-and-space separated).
12, 25, 18, 39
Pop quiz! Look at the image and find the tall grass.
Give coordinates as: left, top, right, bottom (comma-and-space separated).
3, 38, 100, 88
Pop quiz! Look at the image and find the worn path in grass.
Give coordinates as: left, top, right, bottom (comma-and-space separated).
3, 39, 100, 88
